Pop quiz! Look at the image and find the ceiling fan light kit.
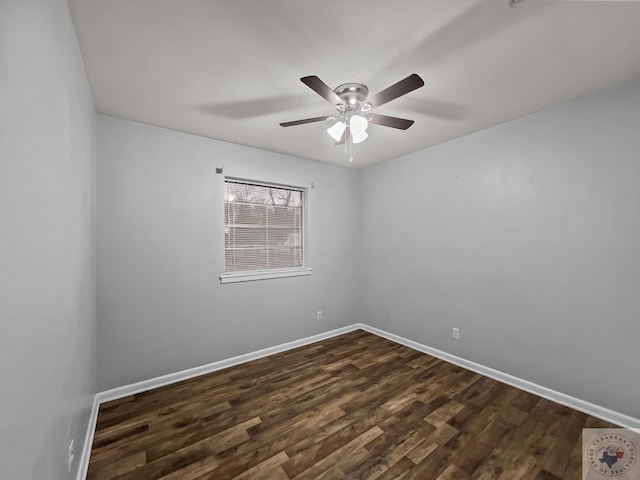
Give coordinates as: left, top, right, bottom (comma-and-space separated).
281, 74, 424, 163
326, 121, 346, 142
349, 114, 369, 144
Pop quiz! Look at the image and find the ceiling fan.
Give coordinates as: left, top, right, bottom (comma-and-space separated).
280, 74, 425, 159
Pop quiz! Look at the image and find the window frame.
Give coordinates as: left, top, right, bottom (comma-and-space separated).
220, 176, 312, 284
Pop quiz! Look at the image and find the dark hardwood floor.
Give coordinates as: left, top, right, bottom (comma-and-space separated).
87, 330, 616, 479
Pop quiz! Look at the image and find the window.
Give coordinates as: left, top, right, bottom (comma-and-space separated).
220, 178, 312, 283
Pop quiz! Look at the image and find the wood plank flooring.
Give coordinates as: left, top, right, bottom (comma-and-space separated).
87, 330, 617, 479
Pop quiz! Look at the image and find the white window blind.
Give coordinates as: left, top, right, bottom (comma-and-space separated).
224, 179, 304, 273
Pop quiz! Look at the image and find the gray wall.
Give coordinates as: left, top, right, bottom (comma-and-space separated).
359, 79, 640, 419
0, 0, 97, 479
97, 115, 360, 390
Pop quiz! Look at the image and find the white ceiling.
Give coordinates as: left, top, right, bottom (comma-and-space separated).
68, 0, 640, 168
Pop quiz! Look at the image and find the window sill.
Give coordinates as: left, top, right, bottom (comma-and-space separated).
220, 267, 312, 284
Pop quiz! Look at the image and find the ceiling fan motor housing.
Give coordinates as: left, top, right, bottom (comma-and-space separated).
334, 83, 369, 111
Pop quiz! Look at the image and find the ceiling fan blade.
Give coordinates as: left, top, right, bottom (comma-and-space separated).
367, 114, 414, 130
366, 74, 425, 109
280, 116, 332, 127
300, 76, 344, 107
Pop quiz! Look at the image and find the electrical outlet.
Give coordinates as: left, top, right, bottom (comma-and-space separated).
452, 327, 460, 340
317, 310, 323, 321
68, 439, 75, 472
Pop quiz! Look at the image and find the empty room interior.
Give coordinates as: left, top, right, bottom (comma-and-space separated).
3, 0, 640, 479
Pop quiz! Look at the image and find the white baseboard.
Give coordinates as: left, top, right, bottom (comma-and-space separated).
76, 394, 100, 480
78, 321, 640, 479
358, 323, 640, 430
96, 324, 361, 404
